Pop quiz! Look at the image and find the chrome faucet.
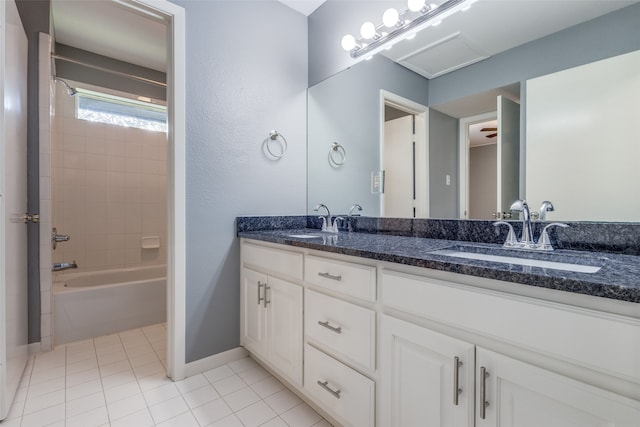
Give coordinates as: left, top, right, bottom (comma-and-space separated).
538, 201, 554, 221
314, 204, 338, 233
52, 261, 78, 271
347, 203, 362, 232
510, 199, 534, 247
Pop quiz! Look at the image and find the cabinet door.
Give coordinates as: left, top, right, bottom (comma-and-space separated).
380, 315, 475, 427
266, 276, 303, 386
476, 348, 640, 427
241, 268, 267, 358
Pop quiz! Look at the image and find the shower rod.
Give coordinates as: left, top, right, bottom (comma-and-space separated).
51, 53, 167, 88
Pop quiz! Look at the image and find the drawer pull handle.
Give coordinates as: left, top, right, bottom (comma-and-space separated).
317, 380, 341, 399
453, 356, 463, 405
317, 320, 342, 334
480, 366, 490, 419
257, 281, 265, 305
318, 272, 342, 281
264, 285, 271, 308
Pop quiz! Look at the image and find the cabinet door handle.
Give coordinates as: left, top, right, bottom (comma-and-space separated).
453, 356, 463, 406
480, 366, 490, 419
263, 285, 271, 308
317, 320, 342, 334
317, 380, 341, 399
318, 272, 342, 281
257, 281, 265, 305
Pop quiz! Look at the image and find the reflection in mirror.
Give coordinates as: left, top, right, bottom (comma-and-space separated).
307, 2, 640, 222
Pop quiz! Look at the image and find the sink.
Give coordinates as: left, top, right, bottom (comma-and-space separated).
430, 246, 603, 274
286, 234, 323, 239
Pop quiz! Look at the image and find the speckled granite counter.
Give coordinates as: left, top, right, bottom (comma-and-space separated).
238, 226, 640, 304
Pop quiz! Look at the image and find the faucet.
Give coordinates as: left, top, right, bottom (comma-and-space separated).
52, 261, 78, 271
347, 203, 362, 232
538, 201, 554, 221
314, 204, 338, 233
510, 199, 534, 247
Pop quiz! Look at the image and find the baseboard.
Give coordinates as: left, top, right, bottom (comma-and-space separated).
184, 346, 248, 378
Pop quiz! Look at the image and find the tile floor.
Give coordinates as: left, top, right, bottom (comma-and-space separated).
3, 324, 331, 427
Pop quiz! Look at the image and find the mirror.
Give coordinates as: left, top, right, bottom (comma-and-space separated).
307, 2, 640, 222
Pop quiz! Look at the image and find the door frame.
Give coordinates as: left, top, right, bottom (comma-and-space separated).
121, 0, 186, 381
379, 90, 429, 217
458, 111, 496, 219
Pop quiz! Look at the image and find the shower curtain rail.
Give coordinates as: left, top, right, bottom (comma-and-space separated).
51, 54, 167, 88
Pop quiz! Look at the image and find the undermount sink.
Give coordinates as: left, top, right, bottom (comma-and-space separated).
286, 234, 323, 239
430, 246, 603, 274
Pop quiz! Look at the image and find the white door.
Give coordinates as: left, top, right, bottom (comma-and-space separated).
384, 115, 415, 218
0, 0, 29, 420
240, 268, 267, 358
496, 96, 520, 214
379, 315, 475, 427
476, 348, 640, 427
266, 277, 302, 386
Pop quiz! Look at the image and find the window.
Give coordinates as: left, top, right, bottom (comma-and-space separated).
76, 89, 167, 132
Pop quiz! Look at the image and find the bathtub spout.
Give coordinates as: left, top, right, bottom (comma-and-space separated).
52, 261, 77, 271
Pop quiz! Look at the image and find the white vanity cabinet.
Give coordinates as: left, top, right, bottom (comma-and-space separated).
240, 243, 303, 386
379, 314, 475, 427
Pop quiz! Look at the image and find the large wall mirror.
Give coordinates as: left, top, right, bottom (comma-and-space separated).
307, 1, 640, 222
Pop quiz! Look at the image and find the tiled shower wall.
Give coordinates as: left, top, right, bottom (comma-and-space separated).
51, 81, 167, 274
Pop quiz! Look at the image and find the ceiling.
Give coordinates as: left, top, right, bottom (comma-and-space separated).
51, 0, 638, 78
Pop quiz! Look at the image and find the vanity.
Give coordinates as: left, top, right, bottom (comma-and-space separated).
238, 218, 640, 427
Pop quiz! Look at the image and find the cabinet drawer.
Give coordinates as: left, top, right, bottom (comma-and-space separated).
305, 255, 376, 302
304, 344, 375, 427
305, 290, 375, 370
242, 242, 303, 280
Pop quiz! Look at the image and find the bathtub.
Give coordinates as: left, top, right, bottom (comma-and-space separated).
53, 265, 167, 344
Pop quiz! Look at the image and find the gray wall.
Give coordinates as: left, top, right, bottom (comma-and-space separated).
469, 144, 497, 219
428, 109, 458, 218
308, 55, 429, 216
168, 0, 308, 362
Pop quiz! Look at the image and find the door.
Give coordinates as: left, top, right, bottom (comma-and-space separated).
476, 348, 640, 427
496, 96, 520, 214
240, 268, 267, 358
266, 277, 302, 386
379, 315, 475, 427
384, 115, 415, 218
0, 0, 29, 420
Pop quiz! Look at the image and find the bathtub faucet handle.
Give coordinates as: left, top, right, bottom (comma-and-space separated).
52, 227, 71, 250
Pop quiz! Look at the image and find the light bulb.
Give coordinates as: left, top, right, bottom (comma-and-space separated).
341, 34, 356, 51
360, 21, 376, 39
382, 8, 399, 27
408, 0, 426, 12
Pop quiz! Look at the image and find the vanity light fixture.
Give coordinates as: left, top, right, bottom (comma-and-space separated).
342, 0, 476, 59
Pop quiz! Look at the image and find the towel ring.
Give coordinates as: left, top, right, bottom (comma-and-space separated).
328, 142, 346, 167
265, 130, 288, 159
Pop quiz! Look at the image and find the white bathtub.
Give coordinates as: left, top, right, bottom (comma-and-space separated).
53, 265, 167, 344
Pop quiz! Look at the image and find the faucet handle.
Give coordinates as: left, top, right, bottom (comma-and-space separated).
493, 221, 518, 248
318, 216, 328, 231
537, 222, 568, 251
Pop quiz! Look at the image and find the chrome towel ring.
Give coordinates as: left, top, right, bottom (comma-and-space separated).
264, 130, 288, 159
328, 142, 346, 167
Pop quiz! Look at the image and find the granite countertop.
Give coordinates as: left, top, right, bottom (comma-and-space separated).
238, 228, 640, 304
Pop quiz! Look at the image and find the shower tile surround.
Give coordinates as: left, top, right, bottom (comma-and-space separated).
236, 216, 640, 303
50, 81, 168, 274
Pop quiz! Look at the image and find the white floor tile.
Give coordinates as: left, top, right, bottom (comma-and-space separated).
223, 386, 261, 412
156, 410, 200, 427
143, 382, 180, 406
14, 324, 330, 427
280, 403, 322, 427
235, 400, 277, 427
212, 374, 248, 396
228, 356, 259, 373
203, 364, 236, 383
110, 408, 155, 427
191, 398, 233, 426
182, 384, 221, 409
250, 375, 285, 399
107, 392, 147, 421
148, 395, 189, 424
264, 388, 303, 415
313, 419, 334, 427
